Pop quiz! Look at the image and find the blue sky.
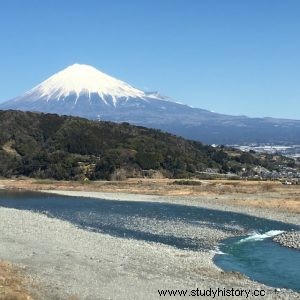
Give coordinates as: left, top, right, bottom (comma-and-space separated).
0, 0, 300, 119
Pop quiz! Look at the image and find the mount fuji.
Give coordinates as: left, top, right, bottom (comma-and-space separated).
1, 63, 300, 145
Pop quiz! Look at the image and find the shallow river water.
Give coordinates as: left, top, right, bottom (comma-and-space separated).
0, 190, 299, 291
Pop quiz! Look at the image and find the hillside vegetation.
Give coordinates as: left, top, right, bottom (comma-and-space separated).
0, 110, 296, 180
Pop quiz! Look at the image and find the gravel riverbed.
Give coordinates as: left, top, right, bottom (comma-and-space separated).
0, 191, 299, 299
273, 231, 300, 250
44, 190, 300, 226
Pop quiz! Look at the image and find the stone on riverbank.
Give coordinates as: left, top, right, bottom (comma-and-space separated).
273, 231, 300, 250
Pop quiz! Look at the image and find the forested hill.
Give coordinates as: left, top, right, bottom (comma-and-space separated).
0, 110, 296, 180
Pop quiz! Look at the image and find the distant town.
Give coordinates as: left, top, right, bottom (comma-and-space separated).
231, 144, 300, 183
232, 144, 300, 159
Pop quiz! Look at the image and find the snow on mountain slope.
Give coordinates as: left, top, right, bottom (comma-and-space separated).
0, 64, 166, 111
1, 63, 300, 145
27, 64, 148, 104
0, 63, 194, 127
1, 63, 190, 119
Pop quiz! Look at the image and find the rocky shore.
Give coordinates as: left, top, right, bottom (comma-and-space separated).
0, 189, 300, 299
273, 231, 300, 250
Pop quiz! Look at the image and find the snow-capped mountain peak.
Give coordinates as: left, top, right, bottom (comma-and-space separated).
1, 63, 300, 145
26, 63, 153, 105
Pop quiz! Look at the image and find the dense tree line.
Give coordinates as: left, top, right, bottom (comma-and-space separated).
0, 110, 296, 180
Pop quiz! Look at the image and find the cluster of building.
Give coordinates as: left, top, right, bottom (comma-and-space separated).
241, 166, 300, 184
232, 144, 300, 159
225, 144, 300, 183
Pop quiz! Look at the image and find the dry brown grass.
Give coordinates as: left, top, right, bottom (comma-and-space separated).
1, 178, 299, 213
0, 261, 33, 300
1, 141, 20, 158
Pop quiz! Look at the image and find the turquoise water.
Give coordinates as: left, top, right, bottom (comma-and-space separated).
214, 234, 300, 291
0, 190, 299, 291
